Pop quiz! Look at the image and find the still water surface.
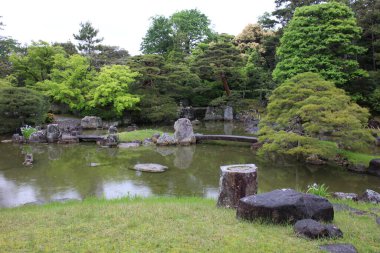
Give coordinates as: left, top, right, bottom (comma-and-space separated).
0, 122, 379, 207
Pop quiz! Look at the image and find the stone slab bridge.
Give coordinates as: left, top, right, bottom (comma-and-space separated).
195, 134, 258, 143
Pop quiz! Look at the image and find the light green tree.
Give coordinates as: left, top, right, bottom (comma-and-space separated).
273, 2, 366, 86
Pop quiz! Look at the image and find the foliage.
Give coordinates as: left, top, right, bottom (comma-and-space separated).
118, 129, 164, 142
273, 2, 366, 87
73, 21, 103, 55
0, 87, 48, 134
0, 78, 12, 88
36, 53, 95, 111
0, 197, 379, 252
191, 34, 244, 97
91, 45, 129, 69
234, 23, 271, 53
9, 41, 65, 87
20, 125, 37, 139
259, 73, 374, 159
89, 65, 140, 116
52, 41, 78, 55
306, 183, 330, 197
141, 9, 213, 55
0, 36, 21, 77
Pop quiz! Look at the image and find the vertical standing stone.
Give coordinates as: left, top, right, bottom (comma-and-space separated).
217, 164, 258, 208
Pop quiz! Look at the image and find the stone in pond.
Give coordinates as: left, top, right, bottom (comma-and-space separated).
319, 244, 358, 253
132, 163, 168, 173
236, 189, 334, 223
174, 118, 196, 145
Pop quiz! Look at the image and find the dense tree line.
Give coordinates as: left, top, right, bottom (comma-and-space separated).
0, 1, 379, 143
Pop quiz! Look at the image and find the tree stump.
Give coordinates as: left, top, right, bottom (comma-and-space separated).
217, 164, 257, 208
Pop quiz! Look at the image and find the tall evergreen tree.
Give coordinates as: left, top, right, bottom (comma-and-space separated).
73, 21, 103, 55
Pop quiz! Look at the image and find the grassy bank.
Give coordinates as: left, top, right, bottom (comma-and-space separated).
0, 197, 379, 252
118, 129, 164, 142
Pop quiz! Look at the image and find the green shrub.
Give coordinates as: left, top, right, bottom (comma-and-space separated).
0, 87, 49, 134
20, 125, 37, 139
306, 183, 330, 198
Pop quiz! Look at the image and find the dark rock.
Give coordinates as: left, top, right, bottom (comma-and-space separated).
368, 119, 380, 129
376, 217, 380, 226
359, 189, 380, 204
236, 189, 334, 223
156, 133, 176, 146
98, 134, 119, 147
217, 164, 258, 208
224, 106, 233, 121
81, 116, 102, 129
332, 192, 358, 201
376, 137, 380, 147
347, 163, 367, 173
108, 126, 118, 134
368, 159, 380, 177
142, 138, 154, 145
174, 118, 196, 145
29, 130, 47, 143
319, 244, 358, 253
325, 224, 343, 238
306, 154, 326, 165
294, 219, 329, 239
132, 163, 168, 173
46, 124, 61, 143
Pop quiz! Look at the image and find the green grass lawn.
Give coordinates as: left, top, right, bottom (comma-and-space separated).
0, 197, 379, 252
338, 150, 379, 166
118, 129, 164, 142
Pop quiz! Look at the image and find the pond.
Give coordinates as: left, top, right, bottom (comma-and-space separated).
0, 122, 379, 208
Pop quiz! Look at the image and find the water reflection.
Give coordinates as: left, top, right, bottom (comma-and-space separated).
0, 122, 379, 208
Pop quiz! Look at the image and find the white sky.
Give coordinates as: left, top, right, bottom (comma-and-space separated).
1, 0, 275, 55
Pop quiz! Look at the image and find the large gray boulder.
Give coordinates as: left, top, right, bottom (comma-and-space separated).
174, 118, 196, 145
81, 116, 102, 129
368, 159, 380, 177
46, 124, 61, 143
236, 189, 334, 223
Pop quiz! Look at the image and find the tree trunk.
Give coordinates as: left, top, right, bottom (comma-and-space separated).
219, 72, 231, 96
217, 164, 258, 208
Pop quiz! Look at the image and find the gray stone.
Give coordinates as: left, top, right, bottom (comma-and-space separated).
46, 124, 61, 143
81, 116, 102, 129
118, 142, 140, 148
236, 189, 334, 223
376, 216, 380, 226
12, 134, 25, 144
108, 126, 118, 134
174, 118, 196, 145
376, 137, 380, 147
359, 189, 380, 204
224, 106, 233, 121
325, 224, 343, 238
306, 154, 326, 165
332, 192, 358, 201
156, 133, 176, 146
333, 203, 362, 213
151, 133, 161, 143
294, 219, 329, 239
132, 163, 168, 173
98, 134, 119, 147
319, 244, 358, 253
217, 164, 258, 208
29, 130, 47, 143
368, 159, 380, 177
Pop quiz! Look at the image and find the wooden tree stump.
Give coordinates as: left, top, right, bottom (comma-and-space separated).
217, 164, 257, 208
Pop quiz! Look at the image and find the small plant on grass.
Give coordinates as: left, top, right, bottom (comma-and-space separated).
20, 125, 37, 140
306, 183, 330, 197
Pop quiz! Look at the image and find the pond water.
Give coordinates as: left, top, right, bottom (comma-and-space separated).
0, 122, 379, 208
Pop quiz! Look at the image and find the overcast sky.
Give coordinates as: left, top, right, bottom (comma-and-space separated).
1, 0, 275, 55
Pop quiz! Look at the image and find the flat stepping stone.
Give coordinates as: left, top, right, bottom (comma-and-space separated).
319, 244, 358, 253
132, 163, 168, 173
